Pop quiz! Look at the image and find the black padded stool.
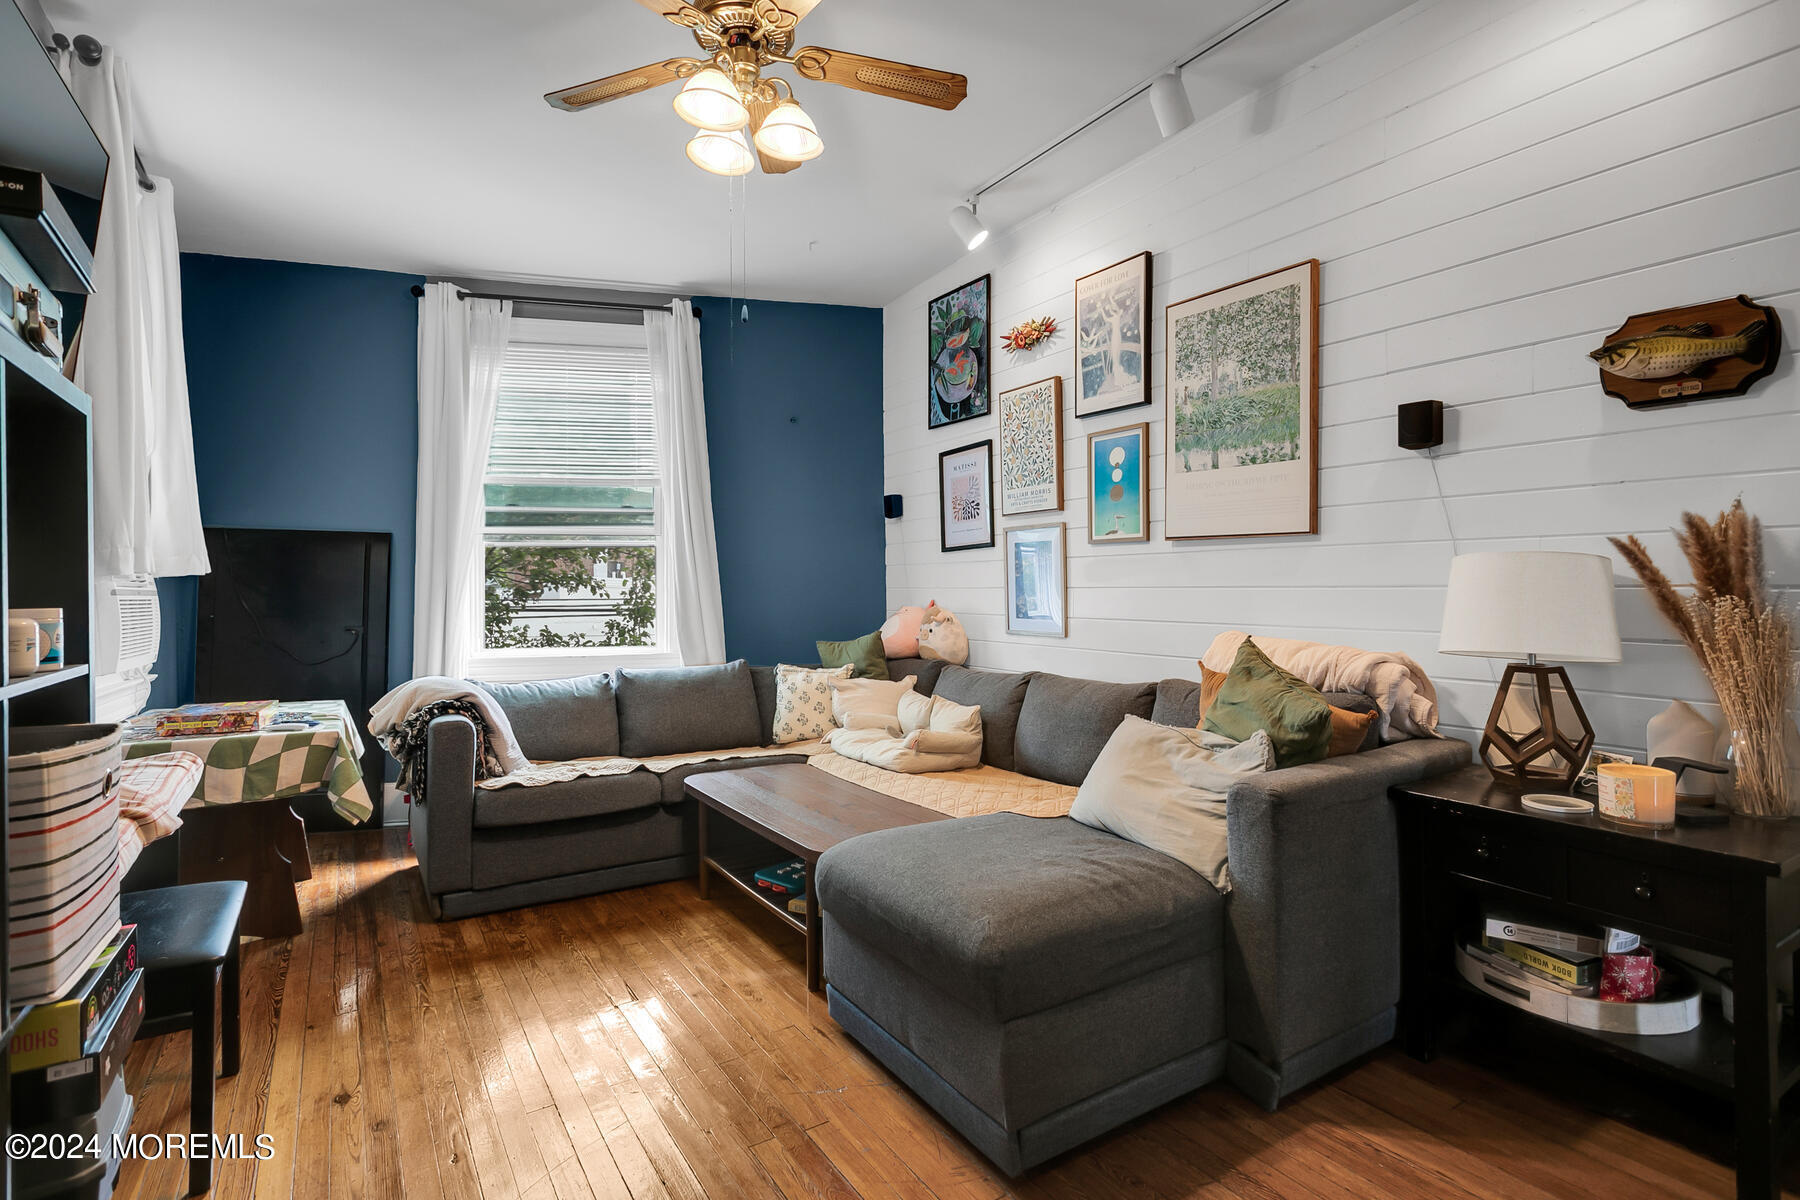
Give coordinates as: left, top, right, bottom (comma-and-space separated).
121, 880, 245, 1196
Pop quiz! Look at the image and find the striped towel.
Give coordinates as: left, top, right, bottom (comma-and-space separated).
114, 751, 202, 874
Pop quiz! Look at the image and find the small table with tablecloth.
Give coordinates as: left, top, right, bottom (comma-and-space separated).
122, 700, 374, 936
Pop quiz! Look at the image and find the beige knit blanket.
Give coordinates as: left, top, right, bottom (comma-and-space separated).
807, 752, 1076, 819
476, 740, 831, 790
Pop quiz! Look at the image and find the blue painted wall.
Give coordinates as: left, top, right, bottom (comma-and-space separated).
149, 266, 885, 706
149, 255, 423, 707
695, 296, 887, 665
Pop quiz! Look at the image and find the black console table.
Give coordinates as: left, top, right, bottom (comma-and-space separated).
1392, 764, 1800, 1200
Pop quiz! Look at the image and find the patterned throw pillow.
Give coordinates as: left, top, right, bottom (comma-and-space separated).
772, 664, 854, 745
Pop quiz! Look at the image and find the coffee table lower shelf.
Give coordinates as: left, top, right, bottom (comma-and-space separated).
699, 851, 807, 936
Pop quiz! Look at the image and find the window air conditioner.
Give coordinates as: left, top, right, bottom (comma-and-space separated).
94, 573, 160, 722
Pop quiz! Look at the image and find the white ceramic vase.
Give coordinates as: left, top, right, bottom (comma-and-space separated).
1646, 700, 1719, 798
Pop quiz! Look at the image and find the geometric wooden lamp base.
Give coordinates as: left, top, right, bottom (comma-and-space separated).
1478, 662, 1597, 792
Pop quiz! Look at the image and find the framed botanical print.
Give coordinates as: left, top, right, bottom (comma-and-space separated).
1005, 523, 1067, 638
1087, 422, 1148, 543
999, 376, 1064, 516
939, 440, 995, 552
1074, 252, 1151, 418
1164, 259, 1319, 539
928, 275, 992, 428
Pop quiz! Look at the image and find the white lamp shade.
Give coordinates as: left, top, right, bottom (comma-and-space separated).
1439, 551, 1622, 663
673, 68, 748, 131
947, 204, 988, 250
753, 100, 823, 162
685, 128, 755, 176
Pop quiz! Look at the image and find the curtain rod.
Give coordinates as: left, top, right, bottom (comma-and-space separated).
38, 30, 158, 192
409, 284, 700, 318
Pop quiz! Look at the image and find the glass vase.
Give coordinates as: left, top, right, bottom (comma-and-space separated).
1720, 710, 1800, 821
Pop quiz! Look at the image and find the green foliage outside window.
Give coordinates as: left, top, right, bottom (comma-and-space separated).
484, 546, 656, 649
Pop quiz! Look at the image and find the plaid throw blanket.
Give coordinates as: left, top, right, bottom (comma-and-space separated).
383, 698, 506, 799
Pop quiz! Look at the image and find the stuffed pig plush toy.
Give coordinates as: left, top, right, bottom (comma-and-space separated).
880, 605, 927, 658
916, 603, 969, 665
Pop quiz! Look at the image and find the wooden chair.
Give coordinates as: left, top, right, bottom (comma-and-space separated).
120, 880, 245, 1196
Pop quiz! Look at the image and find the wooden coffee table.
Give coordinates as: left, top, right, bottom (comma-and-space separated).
685, 763, 951, 992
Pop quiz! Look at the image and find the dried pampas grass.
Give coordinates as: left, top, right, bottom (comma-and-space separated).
1610, 501, 1797, 819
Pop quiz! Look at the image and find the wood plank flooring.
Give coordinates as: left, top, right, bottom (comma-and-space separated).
110, 828, 1758, 1200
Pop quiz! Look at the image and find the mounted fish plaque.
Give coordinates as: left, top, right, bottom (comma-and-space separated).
1590, 294, 1781, 408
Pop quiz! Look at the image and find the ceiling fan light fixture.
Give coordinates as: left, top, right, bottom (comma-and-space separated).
752, 100, 824, 162
1149, 71, 1194, 139
947, 203, 988, 251
686, 127, 756, 176
673, 68, 749, 131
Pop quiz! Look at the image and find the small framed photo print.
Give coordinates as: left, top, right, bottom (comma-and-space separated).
1005, 522, 1067, 638
1075, 251, 1151, 418
1088, 422, 1149, 543
939, 440, 995, 552
999, 376, 1064, 516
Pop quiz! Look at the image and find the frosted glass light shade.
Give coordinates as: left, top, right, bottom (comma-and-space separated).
686, 127, 755, 176
673, 68, 748, 131
753, 100, 823, 162
1439, 551, 1622, 663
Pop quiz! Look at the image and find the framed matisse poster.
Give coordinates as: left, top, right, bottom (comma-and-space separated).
1075, 252, 1151, 418
1005, 523, 1067, 637
999, 376, 1064, 516
939, 440, 995, 552
928, 275, 991, 428
1088, 422, 1148, 543
1164, 260, 1319, 539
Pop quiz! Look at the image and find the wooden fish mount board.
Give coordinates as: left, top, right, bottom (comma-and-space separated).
1596, 294, 1781, 408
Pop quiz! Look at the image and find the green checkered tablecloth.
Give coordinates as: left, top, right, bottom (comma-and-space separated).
122, 699, 373, 824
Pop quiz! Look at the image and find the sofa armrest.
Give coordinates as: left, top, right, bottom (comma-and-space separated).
1223, 737, 1471, 1077
410, 714, 478, 899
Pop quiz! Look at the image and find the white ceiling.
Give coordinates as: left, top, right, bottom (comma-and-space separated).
44, 0, 1411, 307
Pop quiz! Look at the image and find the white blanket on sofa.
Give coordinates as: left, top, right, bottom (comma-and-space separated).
1200, 632, 1439, 741
368, 676, 531, 774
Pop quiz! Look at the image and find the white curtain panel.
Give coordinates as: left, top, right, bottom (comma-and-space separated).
413, 286, 512, 678
645, 300, 726, 665
59, 49, 210, 578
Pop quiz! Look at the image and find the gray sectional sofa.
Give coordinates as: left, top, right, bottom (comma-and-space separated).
408, 654, 1469, 1174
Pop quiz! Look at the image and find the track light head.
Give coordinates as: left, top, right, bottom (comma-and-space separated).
947, 203, 989, 251
1149, 71, 1194, 138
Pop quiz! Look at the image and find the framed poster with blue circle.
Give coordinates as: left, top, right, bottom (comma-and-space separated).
1088, 422, 1148, 543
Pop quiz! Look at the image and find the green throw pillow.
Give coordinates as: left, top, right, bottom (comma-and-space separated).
816, 631, 889, 680
1201, 639, 1332, 769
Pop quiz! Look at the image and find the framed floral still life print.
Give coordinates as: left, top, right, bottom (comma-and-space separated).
928, 275, 992, 428
1075, 252, 1151, 418
1005, 522, 1067, 638
998, 376, 1064, 516
1165, 259, 1319, 539
939, 440, 995, 552
1088, 422, 1148, 543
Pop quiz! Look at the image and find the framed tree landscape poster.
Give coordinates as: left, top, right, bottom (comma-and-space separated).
998, 376, 1063, 516
1164, 260, 1319, 539
939, 440, 995, 551
1074, 252, 1151, 417
1088, 422, 1148, 543
928, 275, 991, 428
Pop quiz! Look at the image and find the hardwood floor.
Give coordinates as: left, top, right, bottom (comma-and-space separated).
110, 828, 1755, 1200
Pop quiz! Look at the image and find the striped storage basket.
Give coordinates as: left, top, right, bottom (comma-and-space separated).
8, 724, 124, 1005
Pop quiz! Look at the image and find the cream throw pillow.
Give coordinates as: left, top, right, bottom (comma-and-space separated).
772, 664, 853, 744
829, 674, 918, 735
1070, 715, 1275, 892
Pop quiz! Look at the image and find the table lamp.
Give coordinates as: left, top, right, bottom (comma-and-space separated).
1438, 551, 1622, 790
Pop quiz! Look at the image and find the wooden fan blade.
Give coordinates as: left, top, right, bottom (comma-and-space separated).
780, 0, 825, 22
745, 94, 804, 174
544, 59, 699, 111
789, 47, 966, 110
629, 0, 706, 26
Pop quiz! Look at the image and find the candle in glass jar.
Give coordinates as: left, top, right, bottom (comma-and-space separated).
1597, 763, 1677, 829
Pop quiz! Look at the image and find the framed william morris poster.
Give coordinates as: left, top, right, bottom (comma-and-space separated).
998, 376, 1063, 516
1164, 259, 1319, 539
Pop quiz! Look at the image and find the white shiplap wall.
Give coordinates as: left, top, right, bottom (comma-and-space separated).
883, 0, 1800, 758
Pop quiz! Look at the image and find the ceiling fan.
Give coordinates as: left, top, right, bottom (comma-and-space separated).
543, 0, 968, 177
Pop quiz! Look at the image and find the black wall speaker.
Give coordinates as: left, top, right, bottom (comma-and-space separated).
1397, 399, 1444, 450
883, 494, 904, 520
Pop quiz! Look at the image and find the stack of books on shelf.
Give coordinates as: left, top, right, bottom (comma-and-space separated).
1470, 914, 1635, 998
